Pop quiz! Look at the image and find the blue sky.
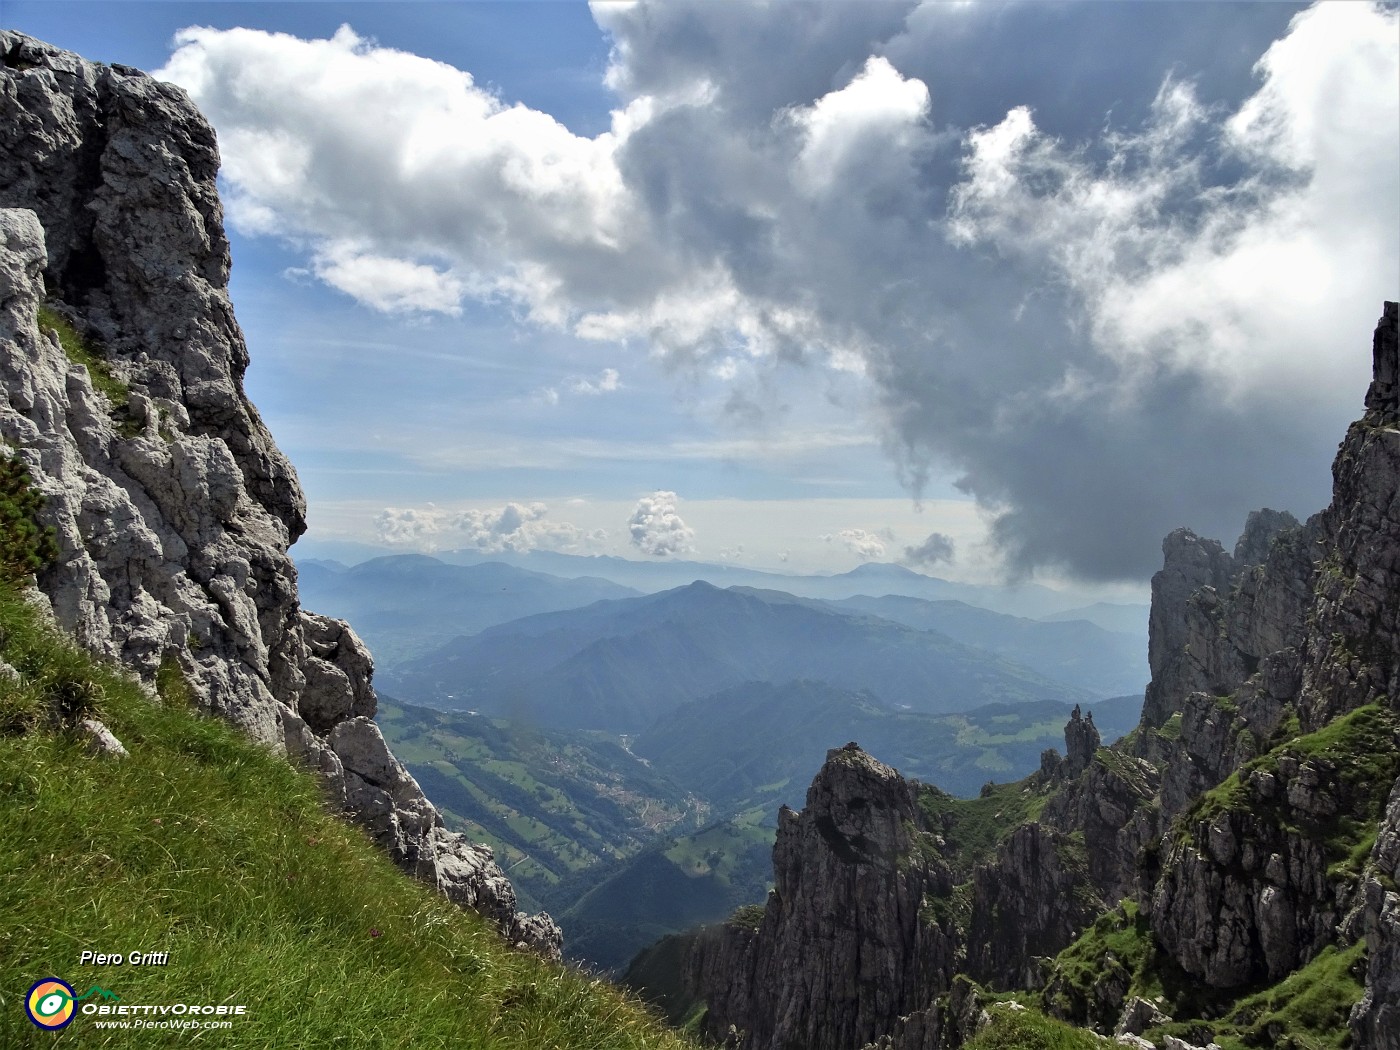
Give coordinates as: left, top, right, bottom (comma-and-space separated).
6, 2, 1397, 588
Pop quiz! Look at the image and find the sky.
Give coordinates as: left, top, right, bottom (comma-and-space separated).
4, 1, 1397, 591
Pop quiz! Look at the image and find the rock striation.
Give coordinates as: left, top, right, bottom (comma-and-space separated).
0, 32, 558, 956
655, 304, 1400, 1050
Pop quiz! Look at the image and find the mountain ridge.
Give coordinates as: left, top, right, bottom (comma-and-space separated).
386, 578, 1094, 730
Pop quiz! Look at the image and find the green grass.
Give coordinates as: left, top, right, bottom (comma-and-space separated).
1041, 896, 1232, 1024
1044, 899, 1151, 1017
1046, 880, 1367, 1043
1210, 942, 1365, 1050
36, 305, 140, 436
0, 454, 59, 588
918, 778, 1051, 877
0, 583, 696, 1049
961, 1001, 1103, 1050
726, 904, 765, 931
1157, 712, 1183, 742
1091, 746, 1155, 800
1135, 942, 1367, 1050
1175, 704, 1400, 859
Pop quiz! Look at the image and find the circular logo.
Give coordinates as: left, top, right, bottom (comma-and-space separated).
25, 978, 77, 1030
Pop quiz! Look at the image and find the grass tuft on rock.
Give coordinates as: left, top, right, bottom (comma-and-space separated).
0, 453, 57, 585
36, 303, 141, 436
962, 1001, 1104, 1049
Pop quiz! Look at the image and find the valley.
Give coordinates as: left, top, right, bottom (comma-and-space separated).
377, 684, 1140, 972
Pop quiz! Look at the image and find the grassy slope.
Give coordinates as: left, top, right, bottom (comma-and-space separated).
0, 585, 693, 1049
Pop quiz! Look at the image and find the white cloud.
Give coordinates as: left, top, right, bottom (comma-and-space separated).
312, 244, 467, 315
159, 24, 635, 320
628, 490, 696, 556
537, 366, 623, 405
792, 55, 931, 194
947, 3, 1399, 402
571, 367, 623, 395
374, 504, 444, 546
373, 501, 597, 553
825, 528, 886, 560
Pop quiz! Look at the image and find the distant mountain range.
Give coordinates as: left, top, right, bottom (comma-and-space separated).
293, 541, 1149, 626
297, 553, 1148, 706
821, 594, 1147, 697
381, 580, 1094, 731
297, 554, 638, 664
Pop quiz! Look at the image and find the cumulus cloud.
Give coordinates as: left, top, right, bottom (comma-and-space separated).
571, 367, 622, 395
628, 491, 696, 556
374, 501, 598, 553
161, 3, 1399, 581
158, 23, 636, 321
792, 55, 930, 194
538, 367, 623, 405
311, 245, 466, 316
374, 504, 444, 547
826, 528, 886, 561
902, 531, 955, 568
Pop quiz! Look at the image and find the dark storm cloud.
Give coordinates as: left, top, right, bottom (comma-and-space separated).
164, 2, 1399, 581
597, 1, 1396, 580
902, 531, 955, 569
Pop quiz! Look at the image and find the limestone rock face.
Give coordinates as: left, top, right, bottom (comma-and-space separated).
0, 33, 557, 955
1140, 529, 1241, 730
1351, 773, 1400, 1050
695, 745, 957, 1050
1298, 303, 1400, 732
1149, 735, 1396, 987
1040, 737, 1159, 907
1062, 705, 1100, 778
965, 822, 1103, 989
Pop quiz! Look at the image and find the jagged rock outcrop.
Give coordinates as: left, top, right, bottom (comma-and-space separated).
1063, 704, 1100, 778
965, 821, 1102, 988
693, 744, 957, 1050
1297, 303, 1400, 732
1151, 705, 1400, 987
0, 33, 558, 956
859, 977, 991, 1050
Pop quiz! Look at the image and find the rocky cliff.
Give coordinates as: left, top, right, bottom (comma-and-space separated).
652, 303, 1399, 1050
0, 32, 558, 955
